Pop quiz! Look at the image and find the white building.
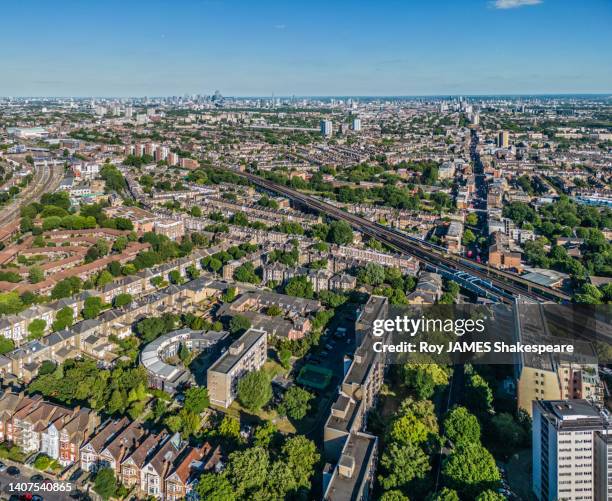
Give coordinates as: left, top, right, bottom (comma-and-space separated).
533, 399, 611, 501
320, 120, 333, 137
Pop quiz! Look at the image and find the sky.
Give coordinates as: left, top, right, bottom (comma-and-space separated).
1, 0, 611, 97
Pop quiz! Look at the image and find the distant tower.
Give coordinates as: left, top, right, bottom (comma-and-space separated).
320, 120, 333, 137
498, 131, 509, 148
352, 118, 362, 132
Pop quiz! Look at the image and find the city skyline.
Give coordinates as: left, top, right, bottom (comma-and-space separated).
1, 0, 611, 97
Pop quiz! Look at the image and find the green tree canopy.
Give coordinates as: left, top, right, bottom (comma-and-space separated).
237, 370, 272, 412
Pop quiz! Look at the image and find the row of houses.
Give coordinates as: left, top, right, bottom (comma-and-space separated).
262, 262, 357, 293
217, 290, 322, 340
0, 242, 236, 346
0, 273, 232, 383
0, 392, 221, 500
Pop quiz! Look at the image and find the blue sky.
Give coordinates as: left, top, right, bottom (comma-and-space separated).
1, 0, 611, 96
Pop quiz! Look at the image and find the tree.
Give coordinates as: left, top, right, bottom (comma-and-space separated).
169, 269, 183, 285
96, 270, 114, 287
253, 421, 277, 448
28, 266, 44, 284
52, 306, 74, 331
444, 406, 481, 446
0, 337, 15, 355
465, 373, 493, 415
266, 305, 283, 316
218, 415, 241, 441
442, 442, 501, 499
379, 442, 430, 490
209, 257, 223, 274
279, 348, 292, 369
490, 413, 526, 451
278, 386, 313, 420
224, 447, 269, 497
426, 488, 460, 501
112, 236, 128, 253
466, 213, 478, 226
196, 473, 236, 501
403, 363, 449, 399
284, 275, 314, 299
476, 490, 506, 501
462, 229, 476, 246
28, 319, 46, 340
229, 315, 251, 335
358, 262, 385, 286
222, 286, 236, 303
233, 262, 260, 284
327, 220, 354, 245
237, 370, 272, 412
281, 435, 320, 489
93, 467, 117, 500
135, 317, 166, 342
388, 412, 431, 446
113, 293, 133, 308
184, 387, 210, 414
83, 296, 103, 319
51, 280, 72, 300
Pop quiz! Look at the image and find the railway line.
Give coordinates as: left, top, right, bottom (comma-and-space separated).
230, 169, 570, 304
0, 163, 64, 231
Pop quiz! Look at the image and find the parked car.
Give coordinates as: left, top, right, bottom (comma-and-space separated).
6, 466, 20, 476
0, 461, 7, 472
29, 474, 44, 483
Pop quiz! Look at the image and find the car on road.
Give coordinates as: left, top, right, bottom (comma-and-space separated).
6, 466, 20, 476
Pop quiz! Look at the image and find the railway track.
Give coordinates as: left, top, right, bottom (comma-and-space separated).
230, 169, 570, 304
0, 164, 63, 228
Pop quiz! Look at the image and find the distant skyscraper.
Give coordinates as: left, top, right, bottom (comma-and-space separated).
498, 131, 509, 148
320, 119, 333, 137
533, 399, 611, 501
352, 118, 362, 131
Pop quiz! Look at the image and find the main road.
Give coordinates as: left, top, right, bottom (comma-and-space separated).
225, 168, 570, 304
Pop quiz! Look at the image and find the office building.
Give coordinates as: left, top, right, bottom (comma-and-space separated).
533, 399, 611, 501
352, 118, 361, 131
498, 130, 509, 148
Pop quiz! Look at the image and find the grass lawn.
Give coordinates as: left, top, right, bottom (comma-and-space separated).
223, 400, 297, 434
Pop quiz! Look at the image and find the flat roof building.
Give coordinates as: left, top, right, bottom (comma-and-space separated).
533, 399, 611, 501
207, 328, 267, 408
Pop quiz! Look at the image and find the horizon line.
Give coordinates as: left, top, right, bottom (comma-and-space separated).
2, 92, 612, 100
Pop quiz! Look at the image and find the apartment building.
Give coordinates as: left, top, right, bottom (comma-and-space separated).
323, 295, 387, 499
533, 400, 610, 501
515, 304, 603, 416
488, 231, 522, 272
323, 431, 378, 501
207, 328, 267, 408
